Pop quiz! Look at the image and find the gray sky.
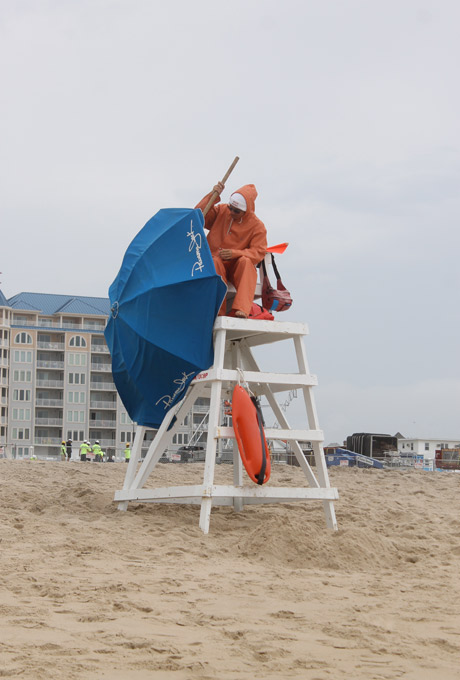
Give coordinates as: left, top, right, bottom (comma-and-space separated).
1, 0, 459, 445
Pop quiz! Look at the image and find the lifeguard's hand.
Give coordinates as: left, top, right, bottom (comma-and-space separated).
213, 181, 225, 195
219, 249, 233, 260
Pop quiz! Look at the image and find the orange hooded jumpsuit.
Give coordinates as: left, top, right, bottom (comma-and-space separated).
196, 184, 267, 317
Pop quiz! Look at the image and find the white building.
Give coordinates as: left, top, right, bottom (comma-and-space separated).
0, 291, 147, 460
398, 437, 460, 462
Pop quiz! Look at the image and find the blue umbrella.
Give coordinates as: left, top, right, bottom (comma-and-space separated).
104, 207, 226, 428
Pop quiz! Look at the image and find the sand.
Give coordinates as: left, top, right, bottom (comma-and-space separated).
0, 459, 459, 679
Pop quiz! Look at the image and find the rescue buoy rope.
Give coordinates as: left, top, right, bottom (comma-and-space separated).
236, 367, 255, 397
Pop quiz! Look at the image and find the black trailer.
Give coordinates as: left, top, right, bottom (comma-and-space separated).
346, 432, 398, 459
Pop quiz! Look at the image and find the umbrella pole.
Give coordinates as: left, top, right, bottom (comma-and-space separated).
202, 156, 240, 217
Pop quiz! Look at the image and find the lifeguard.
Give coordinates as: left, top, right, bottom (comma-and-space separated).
196, 182, 267, 318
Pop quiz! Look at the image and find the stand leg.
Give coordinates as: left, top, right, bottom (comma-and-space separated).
293, 335, 338, 530
231, 340, 244, 511
199, 328, 226, 533
118, 426, 145, 511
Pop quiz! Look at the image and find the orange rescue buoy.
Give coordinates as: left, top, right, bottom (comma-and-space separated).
232, 384, 271, 485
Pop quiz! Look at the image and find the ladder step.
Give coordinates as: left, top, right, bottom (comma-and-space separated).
193, 368, 317, 390
216, 426, 323, 442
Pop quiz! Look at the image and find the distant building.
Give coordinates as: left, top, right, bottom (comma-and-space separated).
398, 437, 460, 462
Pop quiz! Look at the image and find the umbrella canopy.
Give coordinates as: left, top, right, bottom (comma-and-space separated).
104, 207, 226, 428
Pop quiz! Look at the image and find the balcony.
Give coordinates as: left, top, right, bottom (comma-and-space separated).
37, 360, 65, 369
35, 418, 62, 426
87, 438, 115, 448
35, 437, 62, 445
91, 345, 110, 353
36, 379, 64, 388
192, 404, 210, 414
90, 381, 116, 391
91, 363, 112, 373
89, 419, 116, 428
90, 400, 117, 409
37, 341, 65, 351
36, 398, 63, 407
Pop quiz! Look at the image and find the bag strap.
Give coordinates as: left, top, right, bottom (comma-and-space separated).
270, 253, 282, 282
251, 396, 267, 485
260, 257, 268, 279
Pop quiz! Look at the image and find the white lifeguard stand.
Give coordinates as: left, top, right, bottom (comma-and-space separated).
115, 316, 338, 534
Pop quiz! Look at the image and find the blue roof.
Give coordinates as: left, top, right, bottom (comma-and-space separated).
7, 292, 111, 316
0, 289, 10, 307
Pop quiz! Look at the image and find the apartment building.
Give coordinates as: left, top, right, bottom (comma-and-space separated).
0, 290, 140, 460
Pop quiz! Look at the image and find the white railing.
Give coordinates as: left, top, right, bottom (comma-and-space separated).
90, 382, 116, 390
35, 437, 62, 445
37, 360, 64, 369
87, 438, 115, 447
90, 420, 116, 428
37, 342, 65, 350
36, 379, 64, 388
192, 405, 210, 414
90, 401, 117, 409
35, 399, 63, 407
91, 364, 112, 372
38, 321, 60, 328
35, 418, 62, 426
91, 345, 110, 353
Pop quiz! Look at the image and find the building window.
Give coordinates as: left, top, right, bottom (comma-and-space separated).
120, 413, 133, 424
13, 370, 32, 382
68, 391, 86, 404
424, 443, 429, 451
12, 408, 31, 420
12, 428, 30, 440
14, 350, 32, 363
67, 430, 85, 442
69, 336, 87, 348
68, 353, 87, 366
14, 332, 32, 345
13, 389, 31, 401
68, 411, 85, 423
68, 373, 86, 385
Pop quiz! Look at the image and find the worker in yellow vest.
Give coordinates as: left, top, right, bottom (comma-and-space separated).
92, 440, 103, 462
60, 441, 66, 461
124, 443, 131, 463
80, 440, 90, 462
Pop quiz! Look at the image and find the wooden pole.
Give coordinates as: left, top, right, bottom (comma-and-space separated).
202, 156, 239, 217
